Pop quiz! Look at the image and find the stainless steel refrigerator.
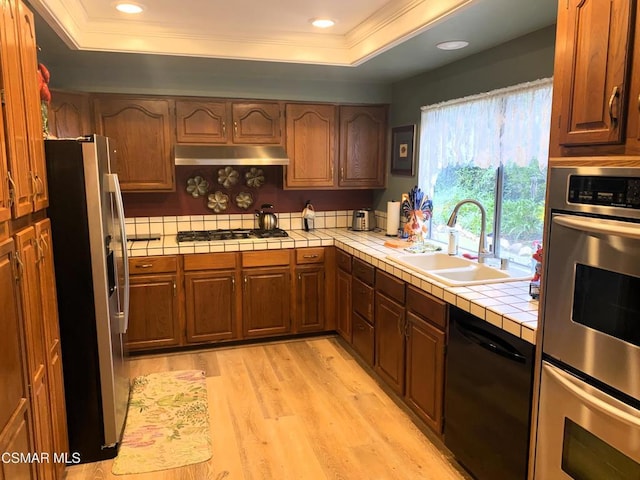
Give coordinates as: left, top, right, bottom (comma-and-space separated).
45, 135, 130, 463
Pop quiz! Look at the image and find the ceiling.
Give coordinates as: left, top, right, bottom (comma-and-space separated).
29, 0, 558, 84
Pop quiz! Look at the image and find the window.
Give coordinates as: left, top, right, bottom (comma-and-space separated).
418, 78, 552, 266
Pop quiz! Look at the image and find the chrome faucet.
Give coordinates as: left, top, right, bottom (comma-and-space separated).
446, 199, 492, 263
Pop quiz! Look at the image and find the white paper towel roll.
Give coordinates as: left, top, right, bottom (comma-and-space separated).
386, 201, 401, 236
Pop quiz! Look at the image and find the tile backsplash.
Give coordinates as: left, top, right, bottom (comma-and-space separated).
125, 210, 392, 236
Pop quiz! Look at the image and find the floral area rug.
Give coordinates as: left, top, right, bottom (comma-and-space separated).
112, 370, 212, 475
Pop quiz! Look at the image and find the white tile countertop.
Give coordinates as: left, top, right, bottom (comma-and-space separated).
127, 227, 540, 345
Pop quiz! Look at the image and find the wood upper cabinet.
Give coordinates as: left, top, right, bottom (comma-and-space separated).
48, 90, 92, 139
93, 95, 174, 191
175, 99, 229, 144
183, 252, 240, 343
551, 0, 634, 153
15, 0, 47, 212
338, 105, 387, 188
175, 99, 283, 145
242, 250, 291, 338
34, 219, 68, 478
127, 256, 182, 350
231, 102, 283, 144
0, 102, 11, 223
0, 237, 35, 480
284, 103, 337, 189
0, 0, 45, 218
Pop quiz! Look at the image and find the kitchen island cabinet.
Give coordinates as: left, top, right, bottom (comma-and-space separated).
127, 256, 182, 350
184, 252, 241, 343
242, 250, 291, 338
0, 237, 36, 480
93, 95, 174, 191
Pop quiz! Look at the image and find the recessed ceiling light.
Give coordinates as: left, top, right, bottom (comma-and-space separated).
115, 2, 144, 14
436, 40, 469, 51
311, 18, 335, 29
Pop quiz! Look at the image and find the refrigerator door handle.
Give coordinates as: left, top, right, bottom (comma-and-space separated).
106, 173, 130, 334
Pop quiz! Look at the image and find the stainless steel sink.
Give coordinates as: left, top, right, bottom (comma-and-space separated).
386, 253, 532, 286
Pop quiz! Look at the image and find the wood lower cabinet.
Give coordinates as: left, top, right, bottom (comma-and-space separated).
284, 103, 337, 189
0, 237, 36, 480
184, 252, 240, 343
293, 247, 326, 333
34, 219, 68, 479
336, 268, 352, 342
338, 105, 387, 188
242, 250, 291, 338
48, 90, 92, 139
405, 286, 447, 434
127, 256, 182, 350
15, 227, 55, 480
93, 95, 174, 191
352, 313, 374, 366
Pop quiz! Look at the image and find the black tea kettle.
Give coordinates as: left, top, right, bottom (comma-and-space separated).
255, 203, 278, 230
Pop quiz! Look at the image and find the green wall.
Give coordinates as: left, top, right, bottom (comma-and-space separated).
375, 25, 557, 210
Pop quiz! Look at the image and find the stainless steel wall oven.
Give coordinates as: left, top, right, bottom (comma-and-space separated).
534, 166, 640, 479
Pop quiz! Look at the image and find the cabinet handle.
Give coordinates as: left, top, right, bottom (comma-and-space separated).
330, 162, 334, 179
356, 323, 365, 331
222, 121, 226, 136
34, 237, 44, 263
14, 251, 24, 280
36, 175, 45, 195
29, 171, 38, 201
340, 167, 344, 181
173, 281, 177, 296
637, 93, 640, 113
302, 254, 319, 259
231, 277, 235, 291
7, 171, 16, 207
608, 85, 620, 125
234, 121, 238, 135
404, 318, 410, 339
135, 263, 153, 268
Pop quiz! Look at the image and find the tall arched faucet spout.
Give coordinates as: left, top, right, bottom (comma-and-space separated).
446, 199, 492, 263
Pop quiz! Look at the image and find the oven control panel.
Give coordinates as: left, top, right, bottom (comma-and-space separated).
568, 175, 640, 208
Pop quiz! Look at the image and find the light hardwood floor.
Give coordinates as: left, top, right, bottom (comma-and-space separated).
64, 336, 469, 480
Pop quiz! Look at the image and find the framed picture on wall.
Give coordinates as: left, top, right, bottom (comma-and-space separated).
390, 125, 416, 176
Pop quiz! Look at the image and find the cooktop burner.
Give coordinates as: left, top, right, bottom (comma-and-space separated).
177, 228, 288, 242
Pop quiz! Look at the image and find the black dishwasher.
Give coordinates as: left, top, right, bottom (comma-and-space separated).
444, 306, 534, 480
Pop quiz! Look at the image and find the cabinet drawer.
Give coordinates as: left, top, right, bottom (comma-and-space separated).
296, 247, 325, 264
406, 285, 447, 330
129, 256, 177, 274
353, 258, 375, 285
352, 313, 374, 366
352, 277, 374, 323
242, 250, 290, 267
336, 249, 352, 273
184, 252, 237, 271
376, 270, 405, 304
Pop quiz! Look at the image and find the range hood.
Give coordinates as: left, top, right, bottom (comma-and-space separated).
174, 145, 289, 166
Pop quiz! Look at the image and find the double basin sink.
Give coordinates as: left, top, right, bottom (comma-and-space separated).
386, 252, 532, 287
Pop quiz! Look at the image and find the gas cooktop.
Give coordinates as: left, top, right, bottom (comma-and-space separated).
177, 228, 289, 242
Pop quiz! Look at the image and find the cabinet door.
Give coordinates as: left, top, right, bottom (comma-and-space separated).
127, 273, 181, 350
175, 99, 229, 143
0, 102, 11, 223
0, 0, 32, 218
555, 0, 633, 147
0, 401, 36, 480
625, 12, 640, 153
294, 265, 325, 333
231, 102, 283, 144
352, 276, 374, 323
93, 96, 174, 191
15, 0, 47, 211
185, 270, 239, 343
284, 103, 336, 188
352, 312, 374, 366
242, 267, 290, 337
336, 268, 352, 342
338, 105, 387, 188
15, 228, 55, 480
34, 219, 68, 474
405, 312, 445, 434
374, 292, 406, 395
48, 90, 92, 139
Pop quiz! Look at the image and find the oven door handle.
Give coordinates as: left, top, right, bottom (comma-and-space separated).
554, 215, 640, 240
544, 363, 640, 428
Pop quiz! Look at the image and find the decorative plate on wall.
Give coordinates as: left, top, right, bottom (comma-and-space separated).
207, 191, 230, 213
185, 176, 209, 198
234, 192, 254, 210
217, 166, 240, 189
245, 167, 265, 188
